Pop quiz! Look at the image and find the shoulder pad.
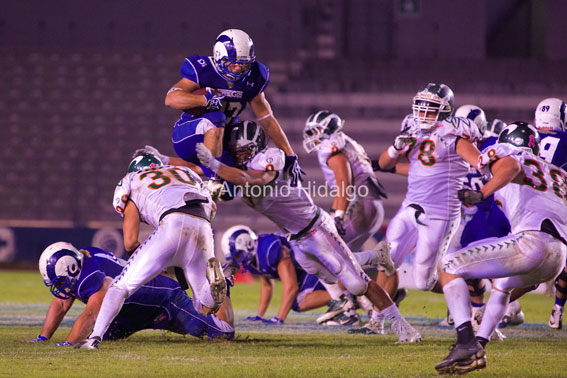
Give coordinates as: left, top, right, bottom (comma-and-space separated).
318, 134, 346, 162
112, 175, 131, 216
442, 116, 484, 142
180, 55, 211, 85
478, 143, 523, 173
248, 148, 285, 172
401, 114, 417, 133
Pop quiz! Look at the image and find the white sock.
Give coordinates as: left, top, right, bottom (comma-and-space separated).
353, 250, 376, 266
477, 289, 510, 340
371, 309, 385, 322
357, 295, 374, 313
381, 303, 402, 322
443, 278, 471, 328
319, 281, 343, 301
89, 286, 129, 338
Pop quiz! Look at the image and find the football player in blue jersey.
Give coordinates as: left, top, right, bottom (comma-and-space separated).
220, 226, 352, 325
163, 29, 303, 185
28, 242, 234, 346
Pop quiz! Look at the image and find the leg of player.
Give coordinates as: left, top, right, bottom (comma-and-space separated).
549, 267, 567, 329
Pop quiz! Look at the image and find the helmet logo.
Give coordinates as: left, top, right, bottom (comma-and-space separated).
528, 135, 536, 148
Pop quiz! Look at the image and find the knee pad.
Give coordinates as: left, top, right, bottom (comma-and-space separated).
111, 279, 134, 298
555, 269, 567, 295
466, 279, 486, 297
340, 270, 369, 296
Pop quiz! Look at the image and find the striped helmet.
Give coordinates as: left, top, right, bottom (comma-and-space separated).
228, 121, 267, 166
213, 29, 255, 83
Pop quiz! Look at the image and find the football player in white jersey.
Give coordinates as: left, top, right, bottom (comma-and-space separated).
76, 153, 226, 350
303, 111, 387, 251
435, 122, 567, 374
353, 83, 484, 335
197, 120, 421, 343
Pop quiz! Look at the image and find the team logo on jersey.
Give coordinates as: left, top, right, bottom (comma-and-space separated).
218, 89, 243, 99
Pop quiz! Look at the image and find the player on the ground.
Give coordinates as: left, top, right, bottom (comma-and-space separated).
352, 84, 484, 335
29, 242, 233, 346
76, 152, 226, 350
302, 111, 387, 251
163, 29, 303, 184
196, 121, 420, 343
435, 122, 567, 374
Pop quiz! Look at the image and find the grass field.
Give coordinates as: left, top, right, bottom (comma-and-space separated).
1, 271, 565, 377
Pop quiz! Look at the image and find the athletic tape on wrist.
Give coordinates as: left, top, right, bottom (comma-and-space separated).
387, 145, 401, 159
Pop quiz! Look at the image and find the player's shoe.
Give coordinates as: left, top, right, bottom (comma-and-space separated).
471, 305, 485, 333
370, 240, 396, 276
323, 312, 362, 327
74, 336, 101, 350
548, 304, 564, 329
498, 300, 525, 328
435, 340, 486, 375
316, 295, 352, 324
206, 257, 227, 310
392, 288, 408, 307
391, 318, 422, 343
347, 318, 385, 335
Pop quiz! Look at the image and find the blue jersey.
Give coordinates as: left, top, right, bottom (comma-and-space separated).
74, 248, 233, 340
243, 234, 325, 312
538, 129, 567, 169
179, 54, 270, 126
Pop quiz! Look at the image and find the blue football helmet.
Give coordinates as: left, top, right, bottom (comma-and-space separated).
455, 104, 488, 136
213, 29, 255, 83
221, 225, 258, 266
38, 242, 83, 300
128, 153, 163, 173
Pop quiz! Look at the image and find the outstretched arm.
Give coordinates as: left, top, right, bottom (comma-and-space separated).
276, 250, 299, 321
257, 276, 274, 317
37, 296, 75, 339
250, 93, 294, 156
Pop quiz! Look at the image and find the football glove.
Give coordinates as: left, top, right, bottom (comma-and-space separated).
262, 316, 284, 325
203, 88, 225, 111
244, 315, 266, 322
284, 155, 305, 187
55, 341, 73, 347
27, 335, 48, 342
196, 143, 220, 172
458, 189, 484, 206
393, 135, 413, 151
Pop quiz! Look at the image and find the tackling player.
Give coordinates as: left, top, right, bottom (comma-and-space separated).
30, 242, 233, 346
76, 152, 226, 349
164, 29, 303, 184
435, 122, 567, 374
196, 120, 421, 343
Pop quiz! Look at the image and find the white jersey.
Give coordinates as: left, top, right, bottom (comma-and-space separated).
479, 143, 567, 240
401, 115, 483, 219
317, 132, 375, 188
113, 165, 212, 228
242, 147, 319, 234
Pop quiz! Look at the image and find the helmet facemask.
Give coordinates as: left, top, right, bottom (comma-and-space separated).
232, 142, 259, 166
412, 97, 450, 130
39, 242, 83, 300
228, 121, 267, 167
302, 111, 344, 153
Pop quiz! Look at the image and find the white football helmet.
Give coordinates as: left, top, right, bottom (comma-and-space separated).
213, 29, 255, 83
412, 83, 455, 129
534, 98, 566, 131
485, 119, 506, 138
455, 105, 487, 136
303, 111, 345, 153
38, 242, 83, 299
221, 225, 258, 266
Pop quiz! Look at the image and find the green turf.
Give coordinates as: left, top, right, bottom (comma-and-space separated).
1, 270, 565, 377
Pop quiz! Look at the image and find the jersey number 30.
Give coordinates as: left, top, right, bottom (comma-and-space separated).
140, 167, 197, 189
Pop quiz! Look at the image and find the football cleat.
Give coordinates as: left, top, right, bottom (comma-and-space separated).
74, 336, 101, 350
548, 304, 564, 329
323, 312, 362, 327
391, 318, 422, 344
435, 340, 486, 375
316, 295, 353, 324
471, 305, 485, 333
206, 257, 227, 311
347, 318, 385, 335
371, 240, 396, 276
498, 300, 525, 328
